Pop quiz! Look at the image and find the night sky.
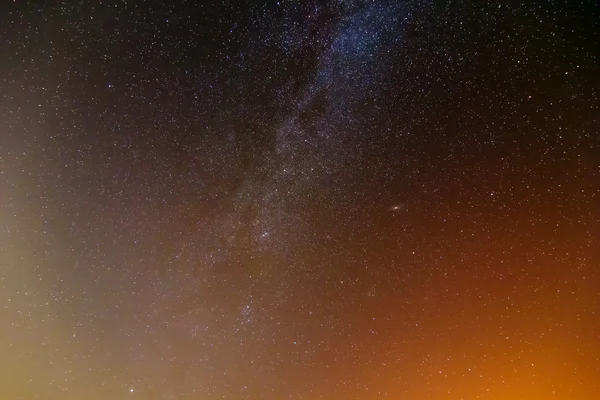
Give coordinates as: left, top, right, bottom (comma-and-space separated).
1, 1, 599, 399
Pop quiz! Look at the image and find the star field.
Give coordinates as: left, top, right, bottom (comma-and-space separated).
1, 1, 599, 399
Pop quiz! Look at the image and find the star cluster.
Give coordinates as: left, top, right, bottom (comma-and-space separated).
1, 1, 599, 399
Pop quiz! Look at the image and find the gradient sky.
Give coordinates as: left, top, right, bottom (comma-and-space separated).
1, 1, 599, 399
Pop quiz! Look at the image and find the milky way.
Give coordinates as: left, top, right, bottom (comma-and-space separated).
1, 1, 599, 399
